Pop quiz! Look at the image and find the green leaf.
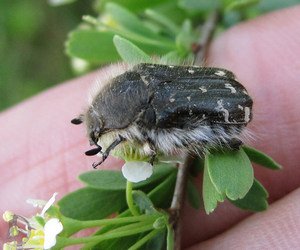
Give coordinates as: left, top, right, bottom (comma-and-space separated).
159, 51, 183, 65
187, 178, 201, 209
144, 9, 180, 35
58, 187, 126, 220
87, 172, 176, 249
144, 230, 166, 250
79, 163, 176, 191
243, 146, 282, 170
129, 230, 162, 250
113, 35, 151, 64
258, 0, 300, 12
87, 210, 144, 250
80, 169, 125, 190
189, 156, 204, 177
203, 157, 225, 214
132, 191, 157, 215
148, 171, 177, 209
66, 30, 119, 64
95, 0, 168, 13
175, 19, 196, 56
48, 0, 77, 6
207, 149, 254, 200
105, 3, 158, 39
229, 179, 269, 211
226, 0, 260, 11
178, 0, 220, 10
91, 234, 143, 250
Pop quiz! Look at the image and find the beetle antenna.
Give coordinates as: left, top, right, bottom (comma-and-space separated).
85, 147, 102, 156
71, 115, 83, 125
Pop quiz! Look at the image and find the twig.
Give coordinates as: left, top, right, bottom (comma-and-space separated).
170, 8, 220, 250
193, 9, 220, 65
170, 156, 193, 250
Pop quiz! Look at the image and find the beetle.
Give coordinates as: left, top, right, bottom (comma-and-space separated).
71, 63, 253, 168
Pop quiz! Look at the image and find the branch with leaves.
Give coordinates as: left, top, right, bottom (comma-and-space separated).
3, 0, 287, 249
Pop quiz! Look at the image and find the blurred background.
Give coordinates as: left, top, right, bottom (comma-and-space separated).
0, 0, 93, 111
1, 0, 298, 112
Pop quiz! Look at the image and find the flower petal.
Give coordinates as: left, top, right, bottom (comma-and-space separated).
41, 193, 58, 217
43, 218, 63, 249
122, 161, 153, 183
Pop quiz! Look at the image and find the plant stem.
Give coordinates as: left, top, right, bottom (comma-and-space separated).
126, 181, 140, 216
128, 229, 160, 250
57, 222, 154, 248
79, 215, 156, 228
170, 156, 193, 250
194, 9, 220, 65
170, 8, 220, 250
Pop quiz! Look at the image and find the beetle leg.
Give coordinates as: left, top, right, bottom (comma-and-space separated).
146, 139, 157, 165
92, 135, 125, 169
227, 138, 243, 150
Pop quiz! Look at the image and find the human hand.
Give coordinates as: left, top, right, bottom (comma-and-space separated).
1, 5, 300, 249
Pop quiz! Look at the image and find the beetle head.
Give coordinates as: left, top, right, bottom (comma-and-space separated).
85, 107, 105, 147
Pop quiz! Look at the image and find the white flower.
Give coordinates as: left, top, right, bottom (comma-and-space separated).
4, 193, 63, 249
40, 192, 58, 217
122, 161, 153, 183
43, 218, 63, 249
26, 192, 58, 217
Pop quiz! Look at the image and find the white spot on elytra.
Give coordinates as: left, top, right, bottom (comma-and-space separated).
215, 70, 226, 77
169, 98, 175, 103
188, 69, 195, 74
189, 110, 193, 115
243, 90, 249, 95
244, 107, 251, 122
141, 75, 149, 86
224, 83, 237, 93
169, 65, 175, 68
187, 96, 191, 101
199, 86, 207, 93
216, 100, 230, 123
148, 65, 155, 68
238, 105, 243, 110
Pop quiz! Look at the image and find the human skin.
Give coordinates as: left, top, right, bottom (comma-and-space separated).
1, 5, 300, 249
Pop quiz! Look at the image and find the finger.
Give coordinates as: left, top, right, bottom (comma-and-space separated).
0, 70, 123, 240
187, 187, 300, 249
182, 5, 300, 247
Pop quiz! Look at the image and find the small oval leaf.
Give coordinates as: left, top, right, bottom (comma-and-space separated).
229, 178, 269, 211
66, 30, 119, 63
113, 35, 151, 64
243, 146, 282, 170
187, 178, 201, 210
58, 187, 126, 220
203, 158, 225, 214
207, 149, 254, 200
79, 163, 176, 191
132, 190, 157, 214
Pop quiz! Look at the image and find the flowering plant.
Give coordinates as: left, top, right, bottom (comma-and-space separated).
3, 0, 286, 249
